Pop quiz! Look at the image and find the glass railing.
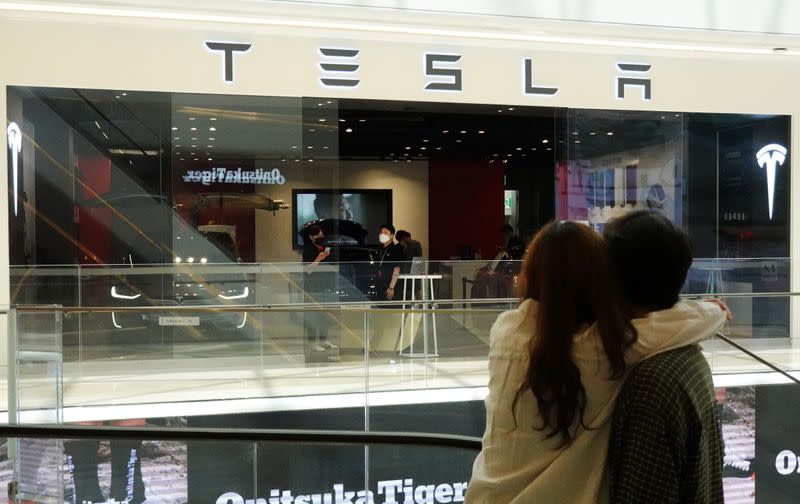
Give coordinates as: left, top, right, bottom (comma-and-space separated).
3, 266, 799, 503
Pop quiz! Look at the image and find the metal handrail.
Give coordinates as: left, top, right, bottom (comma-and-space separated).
715, 332, 800, 386
0, 424, 483, 450
10, 291, 800, 313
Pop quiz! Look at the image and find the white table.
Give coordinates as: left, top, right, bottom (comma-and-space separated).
397, 274, 442, 357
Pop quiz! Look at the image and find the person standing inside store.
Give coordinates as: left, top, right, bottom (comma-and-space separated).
395, 229, 423, 272
375, 225, 402, 301
500, 224, 524, 261
302, 224, 339, 360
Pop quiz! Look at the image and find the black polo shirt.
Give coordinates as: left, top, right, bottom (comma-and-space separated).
375, 243, 403, 298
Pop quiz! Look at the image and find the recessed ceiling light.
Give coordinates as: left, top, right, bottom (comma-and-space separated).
572, 131, 579, 135
191, 137, 197, 141
423, 139, 429, 143
210, 117, 217, 121
207, 157, 212, 161
180, 158, 185, 161
421, 147, 427, 150
326, 100, 332, 104
189, 117, 196, 121
359, 119, 366, 123
307, 146, 314, 149
209, 137, 215, 141
209, 127, 216, 131
478, 130, 485, 134
317, 103, 323, 106
207, 145, 213, 148
542, 139, 549, 144
674, 114, 680, 117
507, 154, 512, 157
442, 130, 449, 133
460, 130, 467, 134
191, 152, 195, 155
309, 129, 316, 132
493, 153, 499, 157
607, 132, 614, 136
546, 147, 552, 151
318, 118, 326, 122
497, 109, 503, 113
456, 139, 463, 143
115, 95, 120, 99
436, 147, 442, 150
339, 119, 346, 123
176, 144, 181, 147
194, 158, 199, 161
323, 146, 329, 149
575, 140, 581, 144
171, 127, 178, 131
346, 128, 353, 133
174, 137, 179, 140
589, 132, 597, 136
405, 146, 412, 150
515, 147, 522, 151
190, 127, 197, 131
292, 145, 298, 149
508, 107, 515, 111
121, 92, 127, 96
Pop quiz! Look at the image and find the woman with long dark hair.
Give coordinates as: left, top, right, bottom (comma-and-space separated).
466, 221, 726, 503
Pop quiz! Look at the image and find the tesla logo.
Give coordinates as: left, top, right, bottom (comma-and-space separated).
7, 122, 21, 216
756, 143, 787, 220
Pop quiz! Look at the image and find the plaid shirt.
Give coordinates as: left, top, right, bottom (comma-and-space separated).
609, 344, 724, 504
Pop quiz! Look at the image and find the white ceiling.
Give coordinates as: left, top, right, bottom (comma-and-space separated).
3, 0, 800, 53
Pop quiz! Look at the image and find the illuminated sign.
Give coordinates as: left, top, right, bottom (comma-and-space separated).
756, 143, 787, 220
7, 122, 21, 216
182, 167, 286, 186
203, 41, 651, 100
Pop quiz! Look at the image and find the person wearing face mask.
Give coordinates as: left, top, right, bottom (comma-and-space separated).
375, 224, 403, 301
302, 224, 339, 361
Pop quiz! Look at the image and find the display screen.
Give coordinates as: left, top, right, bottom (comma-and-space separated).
293, 189, 392, 247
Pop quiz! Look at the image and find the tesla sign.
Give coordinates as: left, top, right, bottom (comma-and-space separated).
7, 122, 21, 216
756, 143, 787, 220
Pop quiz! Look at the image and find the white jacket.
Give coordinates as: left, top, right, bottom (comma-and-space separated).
465, 299, 726, 504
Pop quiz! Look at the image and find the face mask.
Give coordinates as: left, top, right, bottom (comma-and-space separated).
379, 234, 391, 244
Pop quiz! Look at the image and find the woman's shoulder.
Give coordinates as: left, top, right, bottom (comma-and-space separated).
490, 299, 535, 348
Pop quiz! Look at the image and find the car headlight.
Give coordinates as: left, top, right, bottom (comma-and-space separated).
111, 285, 141, 300
218, 286, 250, 300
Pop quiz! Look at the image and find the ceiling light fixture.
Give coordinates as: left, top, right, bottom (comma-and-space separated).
209, 127, 217, 131
346, 128, 353, 133
542, 139, 549, 144
607, 132, 614, 136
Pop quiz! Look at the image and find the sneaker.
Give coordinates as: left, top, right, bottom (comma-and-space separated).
723, 455, 754, 478
320, 341, 339, 351
311, 344, 327, 352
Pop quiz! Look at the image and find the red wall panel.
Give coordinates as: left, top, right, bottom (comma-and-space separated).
77, 156, 111, 264
428, 160, 505, 260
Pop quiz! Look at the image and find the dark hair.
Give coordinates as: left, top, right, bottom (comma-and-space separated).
514, 221, 636, 446
396, 230, 411, 241
501, 224, 514, 233
307, 224, 322, 237
380, 224, 396, 235
603, 210, 692, 313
